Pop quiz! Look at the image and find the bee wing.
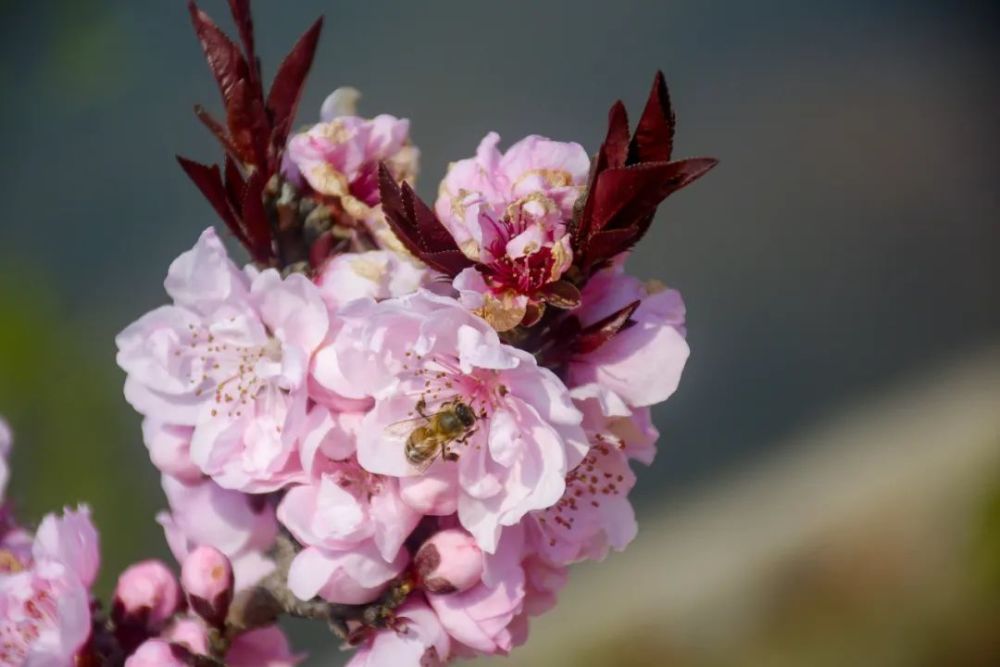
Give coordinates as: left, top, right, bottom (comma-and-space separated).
384, 415, 428, 438
411, 448, 444, 474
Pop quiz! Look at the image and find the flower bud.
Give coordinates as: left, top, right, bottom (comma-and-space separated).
181, 546, 234, 627
414, 529, 484, 594
124, 639, 192, 667
113, 560, 181, 631
163, 617, 210, 656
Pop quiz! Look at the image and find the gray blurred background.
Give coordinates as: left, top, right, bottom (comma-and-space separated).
1, 1, 998, 664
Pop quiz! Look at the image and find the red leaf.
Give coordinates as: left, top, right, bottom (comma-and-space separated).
379, 164, 472, 276
268, 17, 324, 151
628, 70, 675, 165
574, 300, 641, 354
226, 0, 257, 79
521, 302, 546, 327
601, 100, 631, 171
194, 105, 243, 163
188, 2, 249, 110
538, 280, 582, 309
176, 156, 247, 247
308, 231, 336, 268
575, 101, 630, 251
239, 170, 272, 263
223, 157, 246, 209
225, 78, 270, 168
591, 158, 718, 234
582, 227, 644, 268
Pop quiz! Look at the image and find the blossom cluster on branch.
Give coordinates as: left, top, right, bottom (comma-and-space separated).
0, 1, 715, 665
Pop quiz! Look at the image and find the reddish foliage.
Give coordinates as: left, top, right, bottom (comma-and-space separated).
178, 1, 324, 265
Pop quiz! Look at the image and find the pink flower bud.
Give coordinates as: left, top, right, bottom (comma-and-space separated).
414, 529, 484, 594
124, 639, 192, 667
163, 617, 210, 656
113, 560, 181, 631
181, 546, 234, 626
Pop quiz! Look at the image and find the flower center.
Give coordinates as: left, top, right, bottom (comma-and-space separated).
183, 324, 285, 419
0, 583, 57, 664
400, 352, 503, 418
538, 441, 625, 545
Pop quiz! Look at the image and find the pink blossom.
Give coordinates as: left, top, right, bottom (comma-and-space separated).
125, 639, 190, 667
296, 404, 361, 472
572, 383, 660, 465
181, 546, 233, 626
275, 442, 410, 608
505, 554, 569, 649
226, 625, 305, 667
414, 529, 484, 594
278, 459, 419, 565
425, 525, 569, 658
315, 250, 429, 311
158, 475, 277, 591
0, 507, 100, 666
436, 132, 588, 235
0, 417, 10, 500
283, 108, 417, 207
113, 560, 181, 630
347, 600, 450, 667
141, 420, 200, 483
116, 228, 329, 492
0, 561, 91, 666
0, 420, 30, 570
568, 263, 689, 408
282, 93, 419, 253
435, 133, 588, 330
286, 540, 407, 606
525, 435, 637, 565
313, 292, 588, 552
32, 505, 100, 590
425, 523, 529, 656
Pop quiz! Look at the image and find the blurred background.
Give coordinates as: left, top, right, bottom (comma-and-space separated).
1, 1, 998, 664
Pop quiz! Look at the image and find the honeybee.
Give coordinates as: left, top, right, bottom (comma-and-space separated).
386, 398, 478, 469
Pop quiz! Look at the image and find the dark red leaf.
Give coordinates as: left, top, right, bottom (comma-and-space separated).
176, 156, 247, 247
628, 70, 675, 165
308, 231, 336, 268
226, 0, 257, 81
590, 158, 718, 234
574, 101, 630, 251
574, 300, 641, 354
538, 280, 582, 309
267, 17, 324, 150
521, 302, 546, 327
223, 156, 245, 209
194, 105, 243, 163
379, 164, 473, 276
582, 227, 644, 268
188, 2, 249, 110
601, 100, 631, 171
225, 78, 270, 168
239, 170, 272, 263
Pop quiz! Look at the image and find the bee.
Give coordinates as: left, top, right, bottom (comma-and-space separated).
386, 398, 478, 469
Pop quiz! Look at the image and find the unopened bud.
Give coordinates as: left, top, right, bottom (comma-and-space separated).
181, 546, 234, 627
124, 639, 192, 667
163, 617, 210, 656
113, 560, 181, 630
415, 529, 484, 594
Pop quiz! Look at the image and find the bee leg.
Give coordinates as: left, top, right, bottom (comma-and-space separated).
450, 427, 478, 456
415, 398, 430, 419
346, 625, 373, 646
442, 442, 460, 462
